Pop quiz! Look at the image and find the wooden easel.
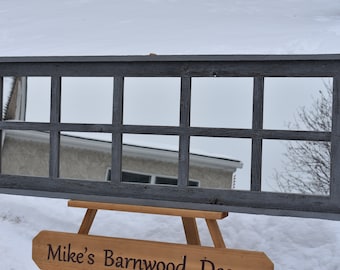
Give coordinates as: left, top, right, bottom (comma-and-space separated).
68, 200, 228, 248
33, 201, 273, 269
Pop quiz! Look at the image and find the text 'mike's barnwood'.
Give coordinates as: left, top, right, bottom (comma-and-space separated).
32, 231, 273, 270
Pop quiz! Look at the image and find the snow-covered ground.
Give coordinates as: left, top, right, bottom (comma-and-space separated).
1, 194, 339, 270
1, 1, 340, 269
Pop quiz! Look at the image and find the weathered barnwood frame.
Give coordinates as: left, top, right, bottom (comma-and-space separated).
0, 55, 339, 220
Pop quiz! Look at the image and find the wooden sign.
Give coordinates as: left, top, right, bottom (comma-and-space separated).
33, 231, 273, 270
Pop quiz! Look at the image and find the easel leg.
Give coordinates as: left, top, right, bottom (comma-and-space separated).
181, 217, 201, 245
78, 209, 97, 235
205, 219, 226, 248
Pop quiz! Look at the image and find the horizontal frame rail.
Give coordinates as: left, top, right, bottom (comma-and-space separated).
0, 55, 340, 77
0, 175, 339, 220
0, 122, 331, 141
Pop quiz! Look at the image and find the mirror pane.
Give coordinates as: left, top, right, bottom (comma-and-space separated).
190, 137, 251, 190
191, 77, 253, 128
264, 77, 332, 131
123, 78, 180, 126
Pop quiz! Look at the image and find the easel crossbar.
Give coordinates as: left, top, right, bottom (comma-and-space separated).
68, 200, 228, 219
68, 200, 227, 248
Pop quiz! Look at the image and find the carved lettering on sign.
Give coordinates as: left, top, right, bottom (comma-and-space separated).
32, 231, 274, 270
47, 243, 95, 265
102, 249, 186, 270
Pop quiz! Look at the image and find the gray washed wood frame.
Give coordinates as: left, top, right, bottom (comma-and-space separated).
0, 55, 339, 220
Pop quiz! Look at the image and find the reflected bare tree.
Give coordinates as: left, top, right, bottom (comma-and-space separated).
275, 83, 332, 195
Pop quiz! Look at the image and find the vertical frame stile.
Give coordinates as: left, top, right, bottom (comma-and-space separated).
111, 77, 124, 185
330, 76, 340, 202
178, 77, 191, 187
251, 76, 264, 191
0, 76, 3, 174
49, 76, 61, 179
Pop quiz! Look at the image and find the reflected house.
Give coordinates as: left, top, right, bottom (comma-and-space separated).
1, 78, 242, 189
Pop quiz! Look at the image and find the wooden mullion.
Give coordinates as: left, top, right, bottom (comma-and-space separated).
0, 121, 330, 141
0, 76, 3, 173
251, 76, 264, 192
178, 77, 191, 187
111, 77, 124, 184
0, 76, 3, 122
49, 76, 61, 179
330, 76, 340, 202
